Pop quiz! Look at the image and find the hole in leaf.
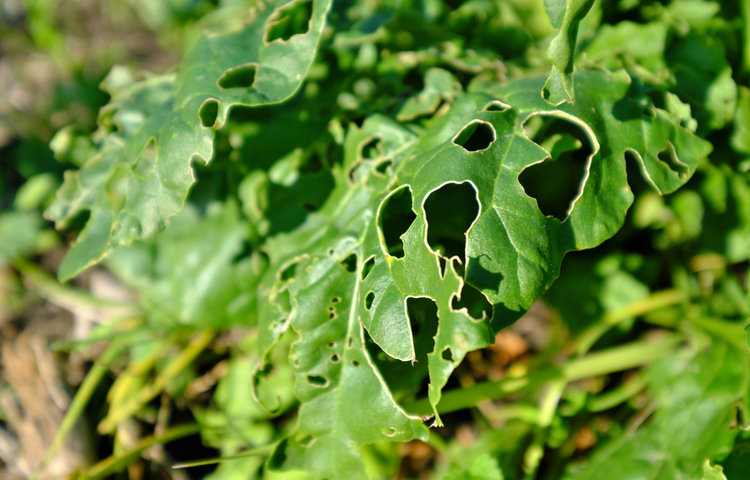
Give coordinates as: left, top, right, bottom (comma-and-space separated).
269, 439, 288, 468
442, 347, 454, 363
379, 186, 416, 258
339, 253, 357, 273
265, 0, 313, 43
331, 297, 341, 304
657, 146, 688, 178
279, 261, 300, 281
328, 248, 335, 257
327, 341, 336, 349
361, 138, 381, 159
451, 283, 493, 321
199, 99, 219, 128
402, 68, 425, 91
306, 375, 329, 387
361, 256, 376, 281
218, 63, 257, 89
374, 159, 393, 176
329, 353, 340, 363
453, 120, 495, 152
518, 116, 593, 221
381, 427, 397, 437
365, 291, 375, 310
328, 309, 336, 320
231, 240, 254, 264
407, 297, 439, 359
483, 100, 509, 112
347, 336, 353, 348
438, 257, 447, 278
351, 359, 360, 367
424, 182, 480, 270
275, 290, 292, 313
295, 432, 315, 447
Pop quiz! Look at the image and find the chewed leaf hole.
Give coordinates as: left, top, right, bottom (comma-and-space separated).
199, 99, 219, 128
407, 297, 439, 359
279, 261, 300, 281
483, 100, 510, 112
361, 138, 382, 160
218, 63, 257, 89
327, 341, 336, 348
329, 353, 340, 363
347, 336, 353, 348
351, 359, 360, 367
442, 347, 454, 363
519, 116, 593, 221
424, 182, 479, 271
374, 159, 393, 176
379, 186, 416, 258
265, 0, 313, 43
365, 291, 375, 310
381, 427, 397, 437
339, 253, 357, 273
331, 297, 341, 304
295, 433, 315, 447
453, 120, 495, 152
307, 375, 329, 387
451, 283, 493, 321
362, 256, 376, 281
657, 146, 688, 178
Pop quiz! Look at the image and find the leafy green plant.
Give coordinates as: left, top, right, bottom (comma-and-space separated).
2, 0, 750, 479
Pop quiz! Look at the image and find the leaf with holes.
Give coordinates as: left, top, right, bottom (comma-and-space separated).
45, 0, 332, 282
255, 114, 428, 479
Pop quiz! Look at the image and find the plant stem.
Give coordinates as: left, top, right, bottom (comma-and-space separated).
405, 335, 681, 417
575, 289, 685, 355
12, 257, 137, 314
33, 341, 125, 480
98, 329, 216, 433
171, 443, 277, 469
78, 423, 201, 480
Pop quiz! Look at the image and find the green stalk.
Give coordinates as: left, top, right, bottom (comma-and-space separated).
13, 257, 137, 314
98, 329, 216, 433
687, 316, 747, 351
33, 341, 125, 480
172, 443, 277, 469
575, 289, 685, 355
405, 335, 681, 416
78, 423, 201, 480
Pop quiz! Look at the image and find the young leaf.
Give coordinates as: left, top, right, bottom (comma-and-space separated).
542, 0, 595, 105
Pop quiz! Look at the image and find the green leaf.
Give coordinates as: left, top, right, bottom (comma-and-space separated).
397, 68, 462, 122
701, 460, 728, 480
542, 0, 595, 105
0, 210, 46, 263
105, 201, 262, 329
46, 0, 333, 282
563, 334, 748, 480
732, 86, 750, 155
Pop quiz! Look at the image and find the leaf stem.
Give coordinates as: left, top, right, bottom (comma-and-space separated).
404, 335, 681, 417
